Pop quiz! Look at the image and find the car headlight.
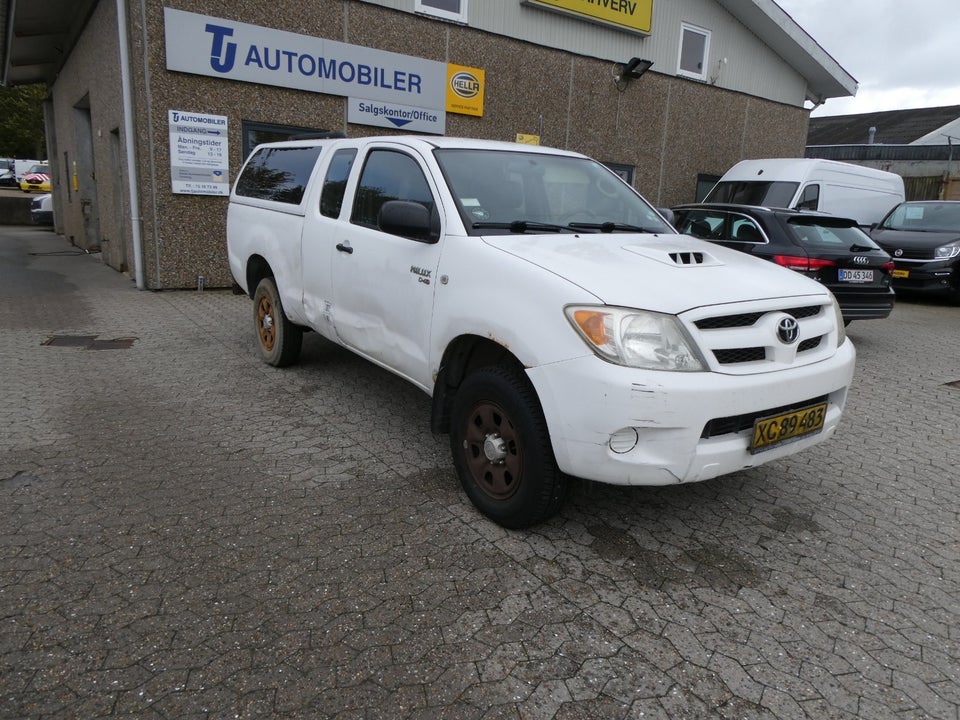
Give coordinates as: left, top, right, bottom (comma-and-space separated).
565, 306, 707, 371
934, 242, 960, 260
829, 293, 846, 346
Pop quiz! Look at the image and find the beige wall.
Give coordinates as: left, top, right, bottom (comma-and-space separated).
51, 0, 810, 289
49, 0, 128, 272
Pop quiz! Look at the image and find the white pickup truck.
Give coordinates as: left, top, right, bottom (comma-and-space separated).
227, 135, 856, 528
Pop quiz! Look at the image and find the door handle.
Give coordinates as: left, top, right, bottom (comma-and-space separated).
336, 241, 353, 254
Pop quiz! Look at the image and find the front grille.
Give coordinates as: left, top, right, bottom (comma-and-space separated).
798, 336, 822, 352
685, 300, 834, 373
889, 248, 933, 261
714, 347, 765, 364
701, 395, 829, 439
696, 312, 764, 330
785, 305, 822, 320
694, 305, 821, 331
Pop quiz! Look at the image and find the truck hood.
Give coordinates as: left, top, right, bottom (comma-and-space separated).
482, 232, 828, 314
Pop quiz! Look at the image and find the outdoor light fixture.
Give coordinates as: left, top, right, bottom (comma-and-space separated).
613, 58, 653, 90
622, 57, 653, 79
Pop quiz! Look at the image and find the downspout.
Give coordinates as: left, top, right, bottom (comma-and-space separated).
116, 0, 145, 289
2, 0, 16, 87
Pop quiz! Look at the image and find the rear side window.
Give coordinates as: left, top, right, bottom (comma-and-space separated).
235, 146, 322, 204
320, 149, 357, 218
706, 181, 798, 208
351, 150, 435, 229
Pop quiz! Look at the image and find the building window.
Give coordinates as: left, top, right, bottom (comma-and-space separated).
603, 162, 635, 186
678, 23, 710, 81
415, 0, 468, 23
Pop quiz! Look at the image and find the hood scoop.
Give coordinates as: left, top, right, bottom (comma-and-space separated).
623, 243, 725, 268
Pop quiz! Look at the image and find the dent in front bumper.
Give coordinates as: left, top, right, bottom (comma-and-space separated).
527, 340, 856, 486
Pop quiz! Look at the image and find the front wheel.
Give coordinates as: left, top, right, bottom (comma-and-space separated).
252, 277, 302, 367
450, 366, 567, 529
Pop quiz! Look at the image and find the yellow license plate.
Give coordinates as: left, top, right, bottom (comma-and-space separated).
892, 269, 910, 278
750, 402, 827, 454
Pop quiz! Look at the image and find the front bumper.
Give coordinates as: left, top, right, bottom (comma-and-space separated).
527, 340, 856, 486
890, 259, 959, 295
835, 287, 896, 321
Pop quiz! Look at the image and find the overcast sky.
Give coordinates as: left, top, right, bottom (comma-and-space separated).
775, 0, 960, 117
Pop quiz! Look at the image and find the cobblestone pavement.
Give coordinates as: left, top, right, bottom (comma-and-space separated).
1, 226, 958, 719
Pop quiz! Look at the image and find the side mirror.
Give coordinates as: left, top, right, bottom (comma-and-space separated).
658, 208, 675, 226
379, 200, 436, 242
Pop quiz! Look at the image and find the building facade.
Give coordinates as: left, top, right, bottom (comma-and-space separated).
2, 0, 855, 289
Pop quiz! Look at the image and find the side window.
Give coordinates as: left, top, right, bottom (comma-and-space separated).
680, 209, 725, 239
415, 0, 467, 23
796, 184, 820, 211
351, 150, 436, 231
235, 146, 322, 204
730, 217, 765, 243
320, 149, 357, 218
678, 23, 710, 81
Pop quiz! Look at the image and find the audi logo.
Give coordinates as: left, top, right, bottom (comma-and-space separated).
777, 316, 800, 344
853, 256, 869, 265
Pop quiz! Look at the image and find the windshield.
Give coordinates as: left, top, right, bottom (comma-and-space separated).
705, 180, 799, 208
879, 202, 960, 232
786, 218, 881, 250
434, 148, 674, 235
27, 164, 48, 174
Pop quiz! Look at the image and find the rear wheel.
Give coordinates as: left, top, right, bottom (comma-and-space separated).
450, 366, 566, 528
252, 277, 302, 367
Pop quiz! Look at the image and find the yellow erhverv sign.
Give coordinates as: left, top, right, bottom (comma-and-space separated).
525, 0, 653, 35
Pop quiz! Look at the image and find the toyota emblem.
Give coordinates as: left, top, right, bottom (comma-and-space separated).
777, 316, 800, 344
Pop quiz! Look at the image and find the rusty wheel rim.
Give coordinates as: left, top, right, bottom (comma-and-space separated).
256, 294, 276, 352
462, 400, 522, 501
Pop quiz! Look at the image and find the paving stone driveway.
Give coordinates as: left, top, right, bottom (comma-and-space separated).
1, 226, 958, 719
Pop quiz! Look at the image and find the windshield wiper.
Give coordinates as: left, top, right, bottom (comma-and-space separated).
567, 221, 665, 234
849, 244, 877, 252
471, 220, 566, 233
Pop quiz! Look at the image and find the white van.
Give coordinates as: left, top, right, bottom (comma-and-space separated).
704, 158, 904, 227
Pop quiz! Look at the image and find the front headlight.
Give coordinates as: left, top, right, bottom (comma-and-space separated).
565, 306, 707, 371
934, 242, 960, 260
829, 292, 846, 346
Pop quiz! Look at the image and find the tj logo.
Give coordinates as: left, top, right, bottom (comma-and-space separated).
205, 23, 237, 73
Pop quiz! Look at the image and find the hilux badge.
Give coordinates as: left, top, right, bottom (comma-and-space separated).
777, 317, 800, 344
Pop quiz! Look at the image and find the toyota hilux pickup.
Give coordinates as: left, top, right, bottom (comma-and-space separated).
227, 135, 856, 528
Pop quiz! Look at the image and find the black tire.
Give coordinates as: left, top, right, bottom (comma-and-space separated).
252, 277, 302, 367
450, 366, 567, 529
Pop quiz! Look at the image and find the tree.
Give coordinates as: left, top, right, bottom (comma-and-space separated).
0, 84, 47, 159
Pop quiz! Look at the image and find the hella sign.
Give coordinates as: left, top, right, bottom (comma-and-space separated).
450, 71, 481, 99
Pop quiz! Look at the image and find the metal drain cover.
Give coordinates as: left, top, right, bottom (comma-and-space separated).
43, 335, 137, 349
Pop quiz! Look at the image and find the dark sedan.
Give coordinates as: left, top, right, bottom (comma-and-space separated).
870, 200, 960, 303
671, 203, 896, 323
